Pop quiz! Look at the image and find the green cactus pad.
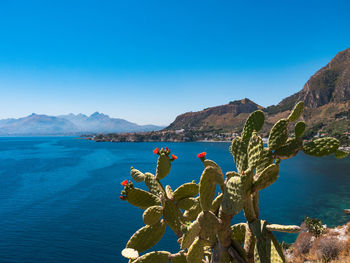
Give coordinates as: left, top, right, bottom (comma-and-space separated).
231, 223, 247, 245
166, 185, 174, 199
156, 153, 171, 180
229, 136, 248, 173
177, 197, 197, 210
133, 251, 170, 263
210, 193, 223, 214
287, 101, 304, 122
142, 205, 163, 225
183, 199, 202, 221
197, 211, 219, 238
163, 200, 184, 236
121, 248, 139, 259
203, 159, 225, 190
171, 253, 188, 263
181, 220, 200, 249
266, 224, 301, 233
127, 188, 161, 209
294, 121, 306, 138
334, 149, 349, 159
126, 220, 166, 253
225, 171, 240, 180
130, 167, 146, 182
173, 183, 199, 201
302, 137, 340, 157
274, 138, 302, 159
256, 148, 273, 175
252, 164, 279, 192
199, 166, 219, 211
221, 176, 244, 215
186, 237, 205, 263
144, 172, 165, 197
251, 220, 285, 263
248, 132, 264, 169
241, 110, 265, 144
268, 119, 289, 150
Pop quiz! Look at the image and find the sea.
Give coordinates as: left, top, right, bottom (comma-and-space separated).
0, 137, 349, 263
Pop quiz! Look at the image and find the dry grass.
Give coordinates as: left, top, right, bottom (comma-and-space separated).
290, 222, 350, 263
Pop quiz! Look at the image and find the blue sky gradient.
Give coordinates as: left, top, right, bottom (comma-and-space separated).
0, 0, 349, 125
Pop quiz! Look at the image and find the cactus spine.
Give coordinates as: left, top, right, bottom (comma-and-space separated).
120, 102, 347, 262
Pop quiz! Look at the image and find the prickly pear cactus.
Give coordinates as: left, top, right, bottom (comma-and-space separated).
120, 101, 348, 263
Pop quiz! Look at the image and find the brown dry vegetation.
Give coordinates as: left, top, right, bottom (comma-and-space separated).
287, 222, 350, 263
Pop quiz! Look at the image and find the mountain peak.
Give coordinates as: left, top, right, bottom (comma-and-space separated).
276, 47, 350, 110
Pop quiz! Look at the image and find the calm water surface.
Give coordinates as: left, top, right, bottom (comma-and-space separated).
0, 137, 349, 262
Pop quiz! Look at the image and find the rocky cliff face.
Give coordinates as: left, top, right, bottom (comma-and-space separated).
278, 47, 350, 109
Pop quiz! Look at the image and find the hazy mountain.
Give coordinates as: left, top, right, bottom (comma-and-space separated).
59, 112, 163, 133
0, 112, 163, 135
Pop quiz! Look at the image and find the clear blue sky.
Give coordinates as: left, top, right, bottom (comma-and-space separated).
0, 0, 349, 125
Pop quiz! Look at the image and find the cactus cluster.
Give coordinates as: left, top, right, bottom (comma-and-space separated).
120, 102, 348, 263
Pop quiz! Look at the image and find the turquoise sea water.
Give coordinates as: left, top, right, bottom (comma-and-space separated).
0, 137, 349, 263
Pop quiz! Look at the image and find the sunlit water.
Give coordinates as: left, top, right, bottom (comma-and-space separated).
0, 137, 349, 262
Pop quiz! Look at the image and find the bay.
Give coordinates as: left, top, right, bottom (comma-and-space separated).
0, 137, 349, 263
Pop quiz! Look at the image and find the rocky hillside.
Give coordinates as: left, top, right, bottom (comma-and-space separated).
165, 48, 350, 142
266, 47, 350, 114
93, 47, 350, 143
166, 98, 262, 132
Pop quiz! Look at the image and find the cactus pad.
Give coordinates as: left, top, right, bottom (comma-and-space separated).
241, 110, 265, 144
287, 101, 304, 122
230, 136, 248, 173
166, 185, 174, 199
177, 197, 197, 210
294, 121, 306, 138
222, 176, 244, 215
230, 223, 247, 245
266, 224, 301, 233
127, 188, 161, 209
251, 220, 285, 263
130, 167, 145, 182
142, 205, 163, 225
144, 172, 165, 196
334, 149, 349, 159
181, 220, 200, 249
173, 183, 199, 201
133, 251, 170, 263
274, 138, 302, 159
163, 200, 184, 235
198, 211, 219, 238
171, 253, 188, 263
268, 119, 289, 150
252, 164, 279, 192
183, 199, 202, 221
186, 237, 205, 263
248, 132, 264, 169
121, 248, 139, 259
126, 220, 166, 253
256, 148, 273, 175
156, 153, 171, 180
210, 193, 223, 214
302, 137, 340, 157
199, 167, 219, 211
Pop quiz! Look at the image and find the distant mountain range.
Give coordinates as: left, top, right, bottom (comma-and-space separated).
94, 47, 350, 144
0, 112, 164, 135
